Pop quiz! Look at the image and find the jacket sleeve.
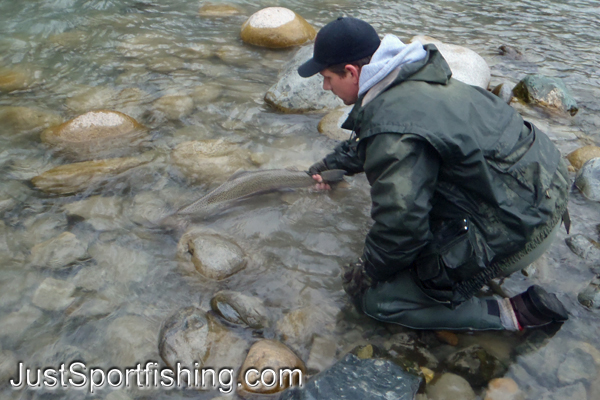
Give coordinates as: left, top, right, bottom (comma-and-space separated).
321, 138, 365, 176
361, 133, 440, 281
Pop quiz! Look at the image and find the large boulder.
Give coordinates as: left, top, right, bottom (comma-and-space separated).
410, 36, 491, 89
575, 157, 600, 201
238, 340, 305, 394
177, 229, 247, 280
170, 139, 259, 183
41, 110, 147, 161
265, 46, 344, 113
280, 353, 421, 400
240, 7, 316, 49
513, 74, 578, 116
31, 156, 150, 195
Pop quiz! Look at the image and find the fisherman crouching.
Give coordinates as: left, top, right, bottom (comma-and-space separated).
300, 17, 569, 331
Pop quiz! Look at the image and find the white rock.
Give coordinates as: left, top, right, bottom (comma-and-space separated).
410, 36, 491, 89
426, 373, 476, 400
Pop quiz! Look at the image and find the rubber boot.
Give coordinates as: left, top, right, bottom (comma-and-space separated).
510, 285, 568, 329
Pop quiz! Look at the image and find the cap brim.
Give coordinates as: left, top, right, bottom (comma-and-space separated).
297, 58, 327, 78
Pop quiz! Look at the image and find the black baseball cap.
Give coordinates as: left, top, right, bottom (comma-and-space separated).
298, 17, 380, 78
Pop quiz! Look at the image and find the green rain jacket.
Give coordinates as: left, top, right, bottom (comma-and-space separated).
321, 44, 569, 304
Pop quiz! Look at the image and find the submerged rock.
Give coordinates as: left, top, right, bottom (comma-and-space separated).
170, 139, 258, 183
567, 146, 600, 171
64, 195, 126, 231
575, 158, 600, 201
565, 234, 600, 260
512, 74, 578, 116
276, 304, 339, 352
280, 353, 421, 400
426, 373, 476, 400
0, 349, 17, 384
31, 156, 149, 195
41, 110, 147, 161
199, 3, 243, 18
306, 336, 337, 373
240, 7, 316, 49
65, 86, 120, 113
556, 347, 597, 385
410, 36, 491, 89
445, 344, 507, 387
177, 229, 247, 280
484, 378, 524, 400
210, 290, 270, 329
28, 232, 89, 269
0, 106, 62, 134
578, 276, 600, 308
152, 94, 194, 120
32, 278, 77, 311
106, 315, 158, 367
0, 305, 43, 338
318, 106, 353, 141
0, 67, 29, 92
238, 340, 305, 394
265, 46, 344, 113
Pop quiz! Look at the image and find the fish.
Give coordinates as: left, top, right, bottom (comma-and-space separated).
176, 168, 346, 217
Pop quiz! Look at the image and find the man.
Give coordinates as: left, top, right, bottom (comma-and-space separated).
298, 17, 570, 331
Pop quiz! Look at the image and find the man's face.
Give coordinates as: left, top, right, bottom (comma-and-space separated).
320, 66, 360, 105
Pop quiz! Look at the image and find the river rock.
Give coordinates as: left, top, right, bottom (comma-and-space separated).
170, 139, 258, 183
41, 110, 147, 161
153, 94, 194, 120
210, 290, 270, 329
88, 242, 150, 284
106, 315, 158, 367
0, 106, 62, 134
445, 344, 507, 387
567, 146, 600, 171
240, 7, 316, 49
541, 383, 587, 400
31, 156, 149, 195
578, 276, 600, 308
64, 195, 126, 231
31, 278, 77, 311
65, 86, 119, 113
280, 353, 421, 400
318, 106, 353, 140
575, 157, 600, 200
556, 347, 597, 385
491, 83, 514, 104
426, 373, 476, 400
125, 191, 171, 227
512, 74, 578, 116
0, 349, 17, 384
238, 340, 305, 394
565, 234, 600, 260
0, 67, 29, 92
484, 378, 524, 400
28, 232, 89, 269
147, 56, 185, 73
0, 305, 42, 338
276, 304, 339, 352
177, 229, 247, 280
191, 83, 223, 104
264, 45, 344, 113
410, 36, 491, 89
199, 3, 243, 17
306, 336, 337, 373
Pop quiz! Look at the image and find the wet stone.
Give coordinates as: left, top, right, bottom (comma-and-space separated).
410, 35, 491, 89
31, 278, 77, 311
491, 83, 514, 104
556, 347, 597, 385
158, 307, 210, 368
426, 373, 476, 400
88, 242, 150, 284
125, 191, 171, 227
152, 94, 194, 120
276, 304, 339, 353
64, 195, 126, 231
318, 106, 353, 141
64, 86, 119, 113
567, 146, 600, 171
265, 45, 344, 113
198, 3, 243, 17
0, 305, 42, 338
105, 315, 158, 367
484, 378, 524, 400
177, 229, 247, 280
578, 276, 600, 308
0, 106, 62, 134
564, 234, 600, 261
28, 231, 89, 269
0, 67, 29, 92
240, 7, 316, 49
40, 110, 147, 161
280, 353, 421, 400
575, 157, 600, 200
190, 84, 222, 105
0, 349, 17, 385
306, 336, 337, 373
513, 74, 578, 116
445, 344, 507, 387
239, 340, 305, 394
210, 290, 270, 329
540, 382, 587, 400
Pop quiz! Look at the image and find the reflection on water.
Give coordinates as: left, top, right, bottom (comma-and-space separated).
1, 0, 599, 399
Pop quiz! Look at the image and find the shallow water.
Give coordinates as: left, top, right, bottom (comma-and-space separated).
1, 0, 600, 399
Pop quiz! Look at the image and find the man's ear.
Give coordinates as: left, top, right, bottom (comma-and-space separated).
345, 65, 361, 83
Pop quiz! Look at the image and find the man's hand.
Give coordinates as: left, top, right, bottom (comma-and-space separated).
312, 174, 331, 190
341, 258, 375, 300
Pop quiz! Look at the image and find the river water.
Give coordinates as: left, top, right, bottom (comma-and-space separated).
1, 0, 599, 399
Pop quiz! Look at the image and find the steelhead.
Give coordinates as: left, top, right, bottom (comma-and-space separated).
177, 168, 346, 216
